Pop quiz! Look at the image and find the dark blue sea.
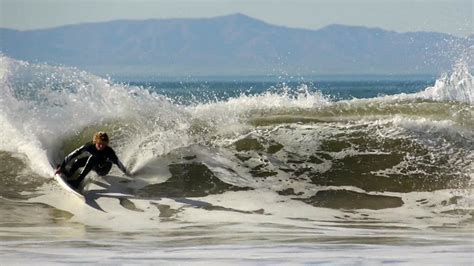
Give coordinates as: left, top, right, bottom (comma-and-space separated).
125, 77, 435, 104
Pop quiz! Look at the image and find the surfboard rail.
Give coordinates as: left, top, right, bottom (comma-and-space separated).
53, 173, 85, 200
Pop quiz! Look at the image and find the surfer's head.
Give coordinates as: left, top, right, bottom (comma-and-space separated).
93, 131, 109, 151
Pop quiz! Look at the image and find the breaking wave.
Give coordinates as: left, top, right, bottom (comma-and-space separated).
0, 55, 472, 225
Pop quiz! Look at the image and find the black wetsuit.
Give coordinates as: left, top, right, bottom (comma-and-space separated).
58, 142, 128, 188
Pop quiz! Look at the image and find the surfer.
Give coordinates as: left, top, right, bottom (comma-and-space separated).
55, 131, 131, 188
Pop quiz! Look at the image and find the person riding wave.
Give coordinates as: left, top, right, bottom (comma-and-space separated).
55, 131, 131, 189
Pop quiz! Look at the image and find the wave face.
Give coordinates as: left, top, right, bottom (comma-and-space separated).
0, 55, 473, 257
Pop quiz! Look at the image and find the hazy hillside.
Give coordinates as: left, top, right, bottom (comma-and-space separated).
0, 14, 470, 77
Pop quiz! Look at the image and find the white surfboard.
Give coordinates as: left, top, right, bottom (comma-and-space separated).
54, 173, 85, 200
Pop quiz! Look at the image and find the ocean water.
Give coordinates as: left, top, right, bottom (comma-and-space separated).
0, 55, 473, 265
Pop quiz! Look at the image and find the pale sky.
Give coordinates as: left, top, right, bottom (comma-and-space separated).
0, 0, 472, 37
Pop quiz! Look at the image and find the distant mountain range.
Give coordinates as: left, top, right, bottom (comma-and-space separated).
1, 14, 472, 77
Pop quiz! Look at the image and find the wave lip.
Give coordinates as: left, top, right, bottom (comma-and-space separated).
419, 61, 473, 104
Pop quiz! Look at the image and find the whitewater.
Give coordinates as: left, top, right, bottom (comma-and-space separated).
0, 55, 473, 265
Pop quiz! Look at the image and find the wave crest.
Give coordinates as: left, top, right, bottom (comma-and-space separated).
420, 61, 473, 104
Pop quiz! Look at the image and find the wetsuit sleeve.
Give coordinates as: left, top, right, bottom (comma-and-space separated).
108, 149, 130, 175
116, 159, 129, 175
59, 144, 87, 169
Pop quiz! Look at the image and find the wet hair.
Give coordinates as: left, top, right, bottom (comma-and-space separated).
93, 131, 109, 144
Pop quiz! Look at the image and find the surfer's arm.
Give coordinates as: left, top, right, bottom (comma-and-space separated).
116, 159, 131, 176
58, 145, 87, 171
109, 151, 131, 176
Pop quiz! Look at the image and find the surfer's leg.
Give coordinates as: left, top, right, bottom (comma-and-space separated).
68, 157, 89, 176
70, 155, 99, 188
